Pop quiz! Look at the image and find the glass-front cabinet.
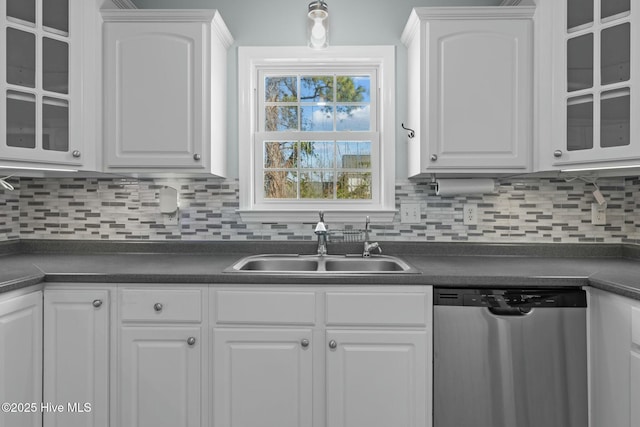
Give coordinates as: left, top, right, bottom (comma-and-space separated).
549, 0, 639, 168
1, 0, 85, 167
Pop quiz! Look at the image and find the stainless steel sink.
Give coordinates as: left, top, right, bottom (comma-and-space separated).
226, 254, 420, 274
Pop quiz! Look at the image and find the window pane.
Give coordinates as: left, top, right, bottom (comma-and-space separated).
6, 28, 35, 88
43, 0, 69, 34
337, 76, 370, 102
601, 90, 630, 148
301, 76, 333, 102
265, 106, 298, 131
336, 105, 370, 131
567, 33, 593, 92
337, 141, 371, 168
602, 0, 629, 20
43, 37, 69, 94
301, 106, 333, 131
42, 97, 68, 152
264, 141, 297, 168
265, 76, 297, 102
567, 0, 593, 30
337, 172, 372, 199
567, 95, 593, 151
7, 0, 35, 24
6, 91, 36, 148
300, 172, 334, 199
601, 23, 630, 85
264, 171, 297, 199
300, 141, 334, 168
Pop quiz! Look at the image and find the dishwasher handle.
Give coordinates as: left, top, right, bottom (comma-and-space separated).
488, 306, 532, 316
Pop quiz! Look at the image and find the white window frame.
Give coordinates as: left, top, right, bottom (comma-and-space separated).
238, 46, 396, 223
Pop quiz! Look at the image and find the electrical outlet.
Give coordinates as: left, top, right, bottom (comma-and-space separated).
591, 203, 606, 225
400, 203, 421, 224
463, 204, 478, 225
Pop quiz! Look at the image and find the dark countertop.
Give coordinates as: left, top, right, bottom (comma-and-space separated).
0, 240, 639, 299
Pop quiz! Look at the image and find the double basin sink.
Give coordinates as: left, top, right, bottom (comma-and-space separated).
226, 254, 420, 274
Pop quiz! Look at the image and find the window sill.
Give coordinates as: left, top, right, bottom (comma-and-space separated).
237, 209, 397, 224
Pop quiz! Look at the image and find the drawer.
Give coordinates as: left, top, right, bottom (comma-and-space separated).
633, 306, 640, 346
215, 290, 316, 325
326, 292, 427, 326
121, 288, 203, 323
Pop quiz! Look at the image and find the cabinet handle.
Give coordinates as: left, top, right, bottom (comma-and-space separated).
154, 303, 163, 312
187, 337, 196, 346
553, 150, 563, 158
328, 340, 337, 349
301, 339, 310, 348
430, 154, 438, 161
92, 299, 102, 308
72, 150, 81, 158
193, 153, 201, 161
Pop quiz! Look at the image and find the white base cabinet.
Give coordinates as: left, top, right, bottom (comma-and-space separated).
401, 7, 534, 176
43, 288, 110, 427
212, 286, 432, 427
588, 287, 640, 427
116, 286, 208, 427
0, 288, 42, 427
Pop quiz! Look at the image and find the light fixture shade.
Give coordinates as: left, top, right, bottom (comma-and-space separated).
308, 0, 329, 49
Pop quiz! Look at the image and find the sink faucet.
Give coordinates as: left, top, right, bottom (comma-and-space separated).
315, 211, 329, 256
363, 216, 381, 257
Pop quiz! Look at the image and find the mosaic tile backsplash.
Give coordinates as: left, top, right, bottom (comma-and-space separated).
0, 176, 639, 244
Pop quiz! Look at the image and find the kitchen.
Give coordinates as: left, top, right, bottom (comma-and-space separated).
1, 0, 639, 426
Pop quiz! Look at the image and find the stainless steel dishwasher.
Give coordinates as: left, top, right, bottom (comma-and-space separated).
433, 288, 588, 427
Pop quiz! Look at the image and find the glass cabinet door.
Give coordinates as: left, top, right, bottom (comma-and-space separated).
3, 0, 77, 165
559, 0, 633, 164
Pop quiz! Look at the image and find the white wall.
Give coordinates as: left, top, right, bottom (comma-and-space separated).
131, 0, 502, 178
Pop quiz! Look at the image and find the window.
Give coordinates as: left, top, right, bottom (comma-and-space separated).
238, 47, 395, 223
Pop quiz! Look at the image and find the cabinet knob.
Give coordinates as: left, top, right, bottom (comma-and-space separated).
187, 337, 196, 346
193, 153, 201, 161
92, 299, 103, 308
153, 303, 163, 312
301, 339, 310, 348
328, 340, 337, 349
553, 150, 563, 158
72, 150, 81, 158
430, 154, 438, 161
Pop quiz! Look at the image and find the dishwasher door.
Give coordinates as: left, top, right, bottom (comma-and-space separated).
433, 288, 588, 427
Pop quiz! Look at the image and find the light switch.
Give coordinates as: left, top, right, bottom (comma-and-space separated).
401, 203, 421, 224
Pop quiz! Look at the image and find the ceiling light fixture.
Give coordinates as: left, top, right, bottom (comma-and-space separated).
308, 0, 329, 49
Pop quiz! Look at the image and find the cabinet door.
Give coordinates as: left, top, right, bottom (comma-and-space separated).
426, 18, 531, 171
550, 0, 638, 167
1, 0, 84, 166
0, 291, 42, 427
588, 288, 631, 427
632, 351, 640, 426
119, 326, 202, 427
43, 289, 109, 427
326, 330, 428, 427
213, 328, 313, 427
103, 21, 205, 169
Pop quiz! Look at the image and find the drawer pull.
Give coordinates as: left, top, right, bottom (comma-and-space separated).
328, 340, 337, 349
154, 303, 163, 312
301, 339, 310, 348
92, 299, 103, 308
187, 337, 196, 346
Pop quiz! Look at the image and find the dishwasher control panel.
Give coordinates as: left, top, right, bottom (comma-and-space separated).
434, 288, 587, 308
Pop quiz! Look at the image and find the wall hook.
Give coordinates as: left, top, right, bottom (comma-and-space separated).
401, 123, 415, 139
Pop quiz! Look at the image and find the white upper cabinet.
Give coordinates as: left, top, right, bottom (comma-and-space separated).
102, 10, 233, 176
402, 7, 534, 176
1, 0, 100, 170
537, 0, 639, 171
